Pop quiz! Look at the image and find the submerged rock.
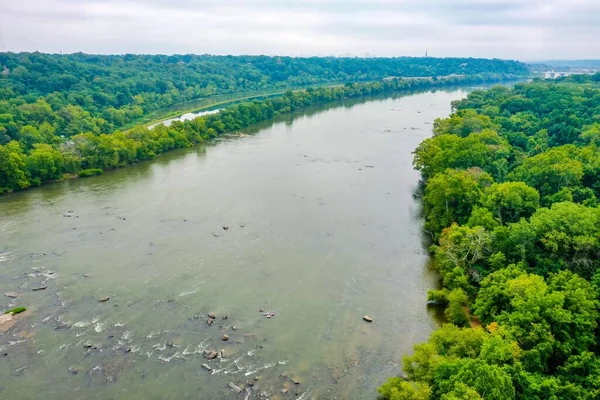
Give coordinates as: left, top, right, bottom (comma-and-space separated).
4, 292, 18, 299
228, 382, 242, 394
54, 322, 72, 330
32, 285, 47, 291
204, 350, 218, 359
363, 315, 373, 322
222, 226, 229, 230
202, 363, 212, 372
0, 313, 15, 326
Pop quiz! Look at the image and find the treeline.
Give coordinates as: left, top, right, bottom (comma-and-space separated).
0, 52, 528, 144
0, 73, 519, 194
379, 73, 600, 399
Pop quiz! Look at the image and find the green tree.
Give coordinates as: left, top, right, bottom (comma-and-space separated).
378, 378, 432, 400
0, 141, 30, 192
26, 144, 64, 185
480, 182, 540, 224
437, 359, 515, 400
423, 169, 493, 238
508, 147, 583, 198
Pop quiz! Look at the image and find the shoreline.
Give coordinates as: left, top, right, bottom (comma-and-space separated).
0, 75, 527, 198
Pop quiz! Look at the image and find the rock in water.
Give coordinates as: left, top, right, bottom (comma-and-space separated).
221, 334, 229, 341
208, 312, 216, 319
32, 285, 47, 291
363, 315, 373, 322
202, 363, 212, 372
83, 342, 93, 349
228, 382, 242, 394
207, 318, 214, 326
54, 322, 72, 330
99, 296, 110, 302
204, 350, 218, 360
0, 313, 15, 325
5, 292, 18, 299
222, 226, 229, 230
290, 377, 300, 385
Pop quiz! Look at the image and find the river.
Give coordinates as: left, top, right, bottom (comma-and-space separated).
1, 87, 477, 399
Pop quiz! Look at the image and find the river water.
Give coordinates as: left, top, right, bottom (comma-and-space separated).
1, 88, 473, 399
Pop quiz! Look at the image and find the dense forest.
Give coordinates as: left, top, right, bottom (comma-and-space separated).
379, 73, 600, 399
0, 53, 528, 143
0, 53, 527, 194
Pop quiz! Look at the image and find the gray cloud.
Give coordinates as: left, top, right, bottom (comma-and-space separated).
0, 0, 598, 59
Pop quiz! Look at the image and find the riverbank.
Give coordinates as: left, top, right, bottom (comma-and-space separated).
126, 83, 346, 130
0, 73, 526, 196
377, 73, 600, 400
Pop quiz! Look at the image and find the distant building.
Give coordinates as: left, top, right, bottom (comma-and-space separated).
542, 69, 599, 79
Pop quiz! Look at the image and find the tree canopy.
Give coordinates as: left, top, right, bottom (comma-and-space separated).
0, 52, 528, 194
381, 74, 600, 400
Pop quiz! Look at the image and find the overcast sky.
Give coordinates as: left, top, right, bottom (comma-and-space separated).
0, 0, 598, 60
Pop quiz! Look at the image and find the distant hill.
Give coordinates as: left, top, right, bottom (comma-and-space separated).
531, 60, 600, 69
0, 52, 529, 141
